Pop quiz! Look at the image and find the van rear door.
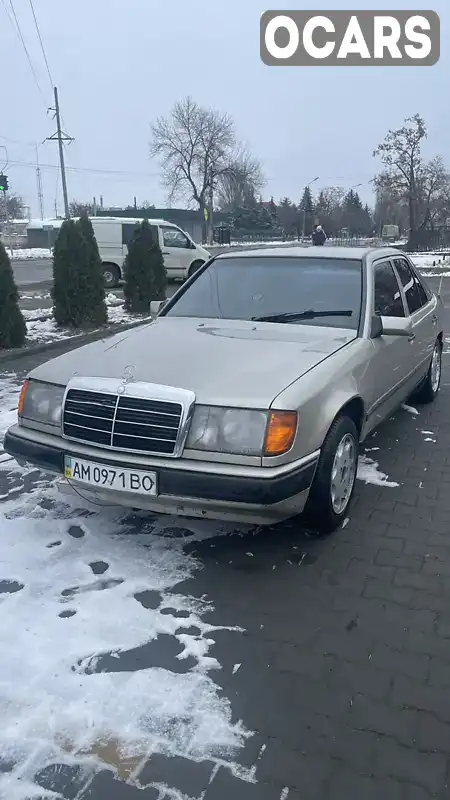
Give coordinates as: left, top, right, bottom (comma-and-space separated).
92, 220, 123, 267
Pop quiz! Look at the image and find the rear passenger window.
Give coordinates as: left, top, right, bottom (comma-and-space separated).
393, 258, 428, 314
374, 261, 405, 317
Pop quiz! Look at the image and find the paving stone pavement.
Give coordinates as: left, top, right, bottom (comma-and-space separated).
183, 369, 450, 800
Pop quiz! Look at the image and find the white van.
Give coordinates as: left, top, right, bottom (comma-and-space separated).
90, 217, 211, 288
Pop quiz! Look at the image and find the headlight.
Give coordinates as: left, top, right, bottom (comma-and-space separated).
186, 406, 268, 456
18, 379, 65, 427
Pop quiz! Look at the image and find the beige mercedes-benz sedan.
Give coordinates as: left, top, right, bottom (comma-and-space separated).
4, 246, 444, 533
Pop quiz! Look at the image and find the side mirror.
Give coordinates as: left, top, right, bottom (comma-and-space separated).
371, 314, 413, 338
370, 315, 383, 339
150, 300, 166, 316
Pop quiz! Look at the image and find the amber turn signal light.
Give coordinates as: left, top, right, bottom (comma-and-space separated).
264, 410, 297, 456
17, 380, 29, 417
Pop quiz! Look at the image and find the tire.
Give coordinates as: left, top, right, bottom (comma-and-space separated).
304, 415, 359, 535
188, 260, 204, 278
414, 338, 442, 404
103, 264, 120, 289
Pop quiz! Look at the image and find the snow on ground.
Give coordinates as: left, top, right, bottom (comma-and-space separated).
357, 454, 400, 488
0, 375, 22, 468
8, 248, 52, 259
410, 252, 450, 271
0, 373, 253, 799
21, 295, 150, 345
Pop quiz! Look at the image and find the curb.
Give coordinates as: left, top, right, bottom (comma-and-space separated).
0, 317, 152, 366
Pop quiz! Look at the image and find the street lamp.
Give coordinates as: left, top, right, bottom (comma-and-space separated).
302, 176, 319, 239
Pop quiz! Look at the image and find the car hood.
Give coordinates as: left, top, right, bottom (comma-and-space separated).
30, 317, 356, 408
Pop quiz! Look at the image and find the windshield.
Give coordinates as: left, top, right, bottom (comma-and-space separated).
164, 256, 363, 330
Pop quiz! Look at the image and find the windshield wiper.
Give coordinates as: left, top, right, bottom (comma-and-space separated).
251, 309, 354, 323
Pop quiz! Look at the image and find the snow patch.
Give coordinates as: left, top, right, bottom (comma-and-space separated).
402, 403, 419, 416
357, 455, 399, 488
0, 489, 253, 797
9, 248, 52, 259
0, 375, 21, 458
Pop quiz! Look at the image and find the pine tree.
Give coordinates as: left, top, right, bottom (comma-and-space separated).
299, 186, 315, 235
268, 197, 278, 226
0, 240, 26, 349
76, 214, 108, 325
52, 218, 91, 327
123, 219, 167, 313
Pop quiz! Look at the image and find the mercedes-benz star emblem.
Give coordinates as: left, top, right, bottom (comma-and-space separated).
117, 365, 136, 394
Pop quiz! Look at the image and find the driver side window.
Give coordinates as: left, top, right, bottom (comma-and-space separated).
374, 261, 405, 317
162, 227, 190, 249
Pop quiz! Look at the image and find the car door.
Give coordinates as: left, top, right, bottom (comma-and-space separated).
365, 259, 414, 431
160, 226, 193, 280
392, 256, 437, 386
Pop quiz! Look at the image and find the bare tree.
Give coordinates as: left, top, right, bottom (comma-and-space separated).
216, 148, 265, 211
69, 200, 94, 217
150, 97, 237, 219
0, 192, 25, 221
373, 114, 441, 247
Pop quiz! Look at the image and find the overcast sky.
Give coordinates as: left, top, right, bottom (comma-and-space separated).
1, 0, 448, 218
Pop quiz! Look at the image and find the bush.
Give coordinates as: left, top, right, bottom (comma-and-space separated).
52, 219, 88, 327
123, 219, 167, 313
76, 214, 107, 325
0, 240, 27, 349
52, 217, 107, 327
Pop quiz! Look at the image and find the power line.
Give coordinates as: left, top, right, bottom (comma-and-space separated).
6, 158, 160, 177
4, 0, 48, 105
26, 0, 71, 136
28, 0, 53, 88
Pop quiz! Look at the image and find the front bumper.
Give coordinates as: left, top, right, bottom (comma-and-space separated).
4, 425, 319, 525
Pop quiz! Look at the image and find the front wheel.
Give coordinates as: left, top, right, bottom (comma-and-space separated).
414, 338, 442, 404
103, 264, 120, 289
304, 415, 359, 535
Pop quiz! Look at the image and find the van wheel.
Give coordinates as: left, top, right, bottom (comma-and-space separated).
103, 264, 120, 289
303, 415, 359, 536
188, 260, 204, 278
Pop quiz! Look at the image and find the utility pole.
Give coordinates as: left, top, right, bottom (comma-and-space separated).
207, 180, 214, 246
46, 87, 73, 218
36, 145, 44, 220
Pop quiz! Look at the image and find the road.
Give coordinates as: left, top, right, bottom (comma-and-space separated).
1, 281, 450, 799
11, 242, 306, 289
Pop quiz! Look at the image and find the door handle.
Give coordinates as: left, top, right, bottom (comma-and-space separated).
162, 251, 170, 255
408, 333, 416, 343
432, 315, 438, 326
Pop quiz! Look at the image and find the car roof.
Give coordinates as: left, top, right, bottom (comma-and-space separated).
215, 245, 403, 261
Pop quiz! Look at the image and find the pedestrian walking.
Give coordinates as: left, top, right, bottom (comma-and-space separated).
312, 224, 326, 246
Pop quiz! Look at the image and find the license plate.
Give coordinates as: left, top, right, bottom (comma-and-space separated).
64, 456, 157, 496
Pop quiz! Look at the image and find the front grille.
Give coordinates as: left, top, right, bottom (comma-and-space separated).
63, 389, 182, 455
